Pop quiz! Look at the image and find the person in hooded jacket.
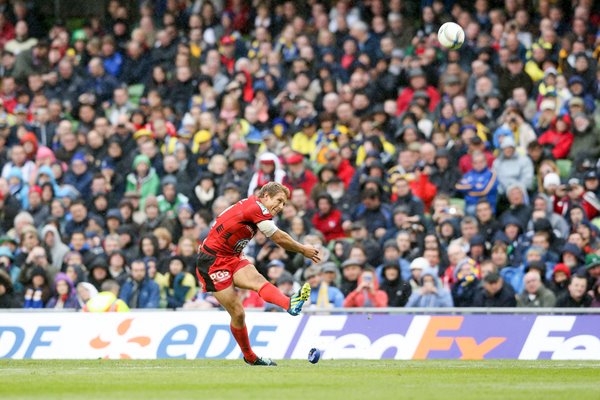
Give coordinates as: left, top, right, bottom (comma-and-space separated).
538, 113, 574, 159
548, 263, 571, 297
247, 151, 286, 196
379, 261, 411, 307
472, 272, 516, 307
23, 267, 52, 308
45, 272, 79, 309
41, 224, 69, 272
451, 258, 480, 307
87, 257, 110, 292
343, 268, 388, 307
406, 270, 454, 307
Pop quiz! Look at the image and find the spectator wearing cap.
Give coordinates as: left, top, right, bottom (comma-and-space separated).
568, 112, 600, 161
311, 193, 346, 243
304, 266, 345, 308
157, 175, 189, 219
339, 259, 364, 297
379, 260, 411, 307
555, 274, 592, 308
63, 152, 93, 199
516, 271, 556, 307
498, 55, 533, 101
247, 151, 285, 196
548, 263, 571, 297
125, 154, 160, 210
221, 150, 254, 196
566, 74, 595, 114
583, 171, 600, 198
282, 152, 318, 198
456, 151, 499, 215
493, 137, 534, 196
472, 272, 516, 307
291, 117, 319, 157
396, 67, 441, 115
538, 113, 574, 160
429, 148, 462, 197
582, 254, 600, 291
119, 259, 160, 309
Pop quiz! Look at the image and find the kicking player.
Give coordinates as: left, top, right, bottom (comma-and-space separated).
196, 182, 320, 366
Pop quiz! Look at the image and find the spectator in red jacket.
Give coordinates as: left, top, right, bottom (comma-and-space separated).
312, 193, 346, 243
409, 163, 437, 213
538, 114, 574, 159
282, 152, 318, 196
324, 149, 355, 189
396, 67, 441, 115
343, 268, 388, 307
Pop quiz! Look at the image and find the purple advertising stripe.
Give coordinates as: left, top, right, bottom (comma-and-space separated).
285, 314, 309, 359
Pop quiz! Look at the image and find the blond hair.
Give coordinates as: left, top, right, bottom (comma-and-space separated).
258, 182, 290, 199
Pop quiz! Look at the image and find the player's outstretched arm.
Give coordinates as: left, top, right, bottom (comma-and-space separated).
271, 230, 321, 263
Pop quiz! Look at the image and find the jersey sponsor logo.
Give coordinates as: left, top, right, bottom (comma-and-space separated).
233, 239, 250, 253
256, 201, 270, 215
209, 270, 231, 283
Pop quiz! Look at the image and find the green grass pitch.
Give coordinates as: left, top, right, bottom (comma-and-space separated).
1, 360, 599, 400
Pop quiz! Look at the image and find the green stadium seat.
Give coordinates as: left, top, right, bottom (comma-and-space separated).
128, 84, 145, 106
556, 159, 572, 180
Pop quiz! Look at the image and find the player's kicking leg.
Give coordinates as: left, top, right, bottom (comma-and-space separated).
233, 264, 310, 316
213, 286, 277, 366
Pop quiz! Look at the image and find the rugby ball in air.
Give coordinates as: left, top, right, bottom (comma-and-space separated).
438, 22, 465, 50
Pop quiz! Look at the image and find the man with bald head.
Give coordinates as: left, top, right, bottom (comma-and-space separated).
517, 271, 556, 307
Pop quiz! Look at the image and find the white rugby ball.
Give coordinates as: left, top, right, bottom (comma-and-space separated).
438, 22, 465, 50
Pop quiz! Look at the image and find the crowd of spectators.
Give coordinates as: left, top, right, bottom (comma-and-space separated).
0, 0, 600, 311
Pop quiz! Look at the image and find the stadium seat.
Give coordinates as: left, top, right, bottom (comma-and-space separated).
128, 84, 145, 106
556, 159, 572, 180
449, 198, 465, 212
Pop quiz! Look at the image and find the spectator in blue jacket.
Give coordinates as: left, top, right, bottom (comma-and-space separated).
119, 259, 160, 309
456, 151, 498, 215
406, 271, 454, 307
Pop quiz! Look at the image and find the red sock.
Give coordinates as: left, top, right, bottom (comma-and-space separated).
258, 282, 291, 310
230, 324, 257, 363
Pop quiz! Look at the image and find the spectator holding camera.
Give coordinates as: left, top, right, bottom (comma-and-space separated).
406, 270, 453, 308
343, 268, 388, 308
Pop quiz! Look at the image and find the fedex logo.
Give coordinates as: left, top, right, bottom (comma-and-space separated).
519, 316, 600, 360
291, 316, 506, 360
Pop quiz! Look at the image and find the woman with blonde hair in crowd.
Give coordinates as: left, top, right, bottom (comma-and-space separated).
536, 159, 560, 193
